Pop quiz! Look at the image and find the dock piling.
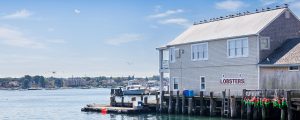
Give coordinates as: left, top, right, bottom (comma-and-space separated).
188, 98, 193, 115
230, 96, 237, 118
182, 91, 185, 114
168, 91, 173, 114
199, 91, 204, 115
286, 90, 292, 120
210, 92, 216, 116
175, 91, 180, 113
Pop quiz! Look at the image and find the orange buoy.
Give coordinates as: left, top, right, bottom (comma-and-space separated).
101, 108, 107, 115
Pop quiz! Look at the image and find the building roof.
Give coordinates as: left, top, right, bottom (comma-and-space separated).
260, 38, 300, 65
167, 8, 287, 46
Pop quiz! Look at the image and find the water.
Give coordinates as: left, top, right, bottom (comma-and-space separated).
0, 88, 226, 120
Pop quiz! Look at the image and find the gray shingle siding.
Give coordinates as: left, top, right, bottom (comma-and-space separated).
259, 10, 300, 62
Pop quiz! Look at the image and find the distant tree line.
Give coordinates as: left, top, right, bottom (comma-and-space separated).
0, 75, 160, 89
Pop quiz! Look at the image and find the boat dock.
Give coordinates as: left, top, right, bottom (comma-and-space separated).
82, 89, 300, 120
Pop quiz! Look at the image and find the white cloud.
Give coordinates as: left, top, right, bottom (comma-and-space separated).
290, 1, 300, 8
159, 18, 191, 28
3, 9, 33, 19
148, 9, 184, 18
74, 9, 81, 14
215, 0, 246, 11
106, 33, 143, 46
0, 27, 45, 48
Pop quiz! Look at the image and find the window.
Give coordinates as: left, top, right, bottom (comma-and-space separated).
227, 37, 248, 58
289, 66, 299, 71
169, 47, 176, 63
200, 76, 205, 91
191, 43, 208, 61
173, 77, 179, 90
260, 37, 270, 50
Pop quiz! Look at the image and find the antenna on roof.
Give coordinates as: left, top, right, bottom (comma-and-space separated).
256, 9, 259, 13
276, 5, 280, 9
266, 7, 271, 11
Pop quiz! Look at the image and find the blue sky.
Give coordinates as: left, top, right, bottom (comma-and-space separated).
0, 0, 299, 78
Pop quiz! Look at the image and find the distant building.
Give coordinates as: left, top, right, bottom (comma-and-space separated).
157, 6, 300, 95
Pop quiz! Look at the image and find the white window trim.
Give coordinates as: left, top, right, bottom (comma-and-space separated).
200, 76, 206, 91
169, 47, 176, 63
288, 66, 299, 71
227, 37, 249, 58
260, 37, 270, 50
191, 42, 208, 61
172, 77, 179, 91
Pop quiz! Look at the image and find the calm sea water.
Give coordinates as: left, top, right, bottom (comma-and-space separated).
0, 88, 226, 120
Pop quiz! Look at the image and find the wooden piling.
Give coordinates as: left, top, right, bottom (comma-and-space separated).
210, 92, 216, 116
156, 91, 159, 112
286, 91, 292, 120
159, 91, 165, 112
199, 91, 204, 115
262, 89, 267, 120
230, 96, 237, 118
121, 96, 124, 107
221, 91, 225, 117
241, 89, 246, 119
188, 98, 193, 115
168, 91, 173, 114
247, 101, 252, 120
253, 106, 258, 120
141, 94, 144, 101
110, 96, 115, 107
144, 97, 148, 105
182, 91, 185, 114
175, 91, 180, 113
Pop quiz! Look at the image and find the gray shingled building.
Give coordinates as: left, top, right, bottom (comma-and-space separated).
157, 6, 300, 95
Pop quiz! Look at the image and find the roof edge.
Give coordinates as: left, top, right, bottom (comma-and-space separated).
166, 34, 258, 47
259, 63, 300, 67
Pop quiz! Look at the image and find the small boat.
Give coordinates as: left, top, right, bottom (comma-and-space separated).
123, 85, 146, 95
28, 88, 42, 90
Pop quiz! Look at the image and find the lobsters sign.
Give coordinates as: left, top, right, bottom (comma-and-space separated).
220, 77, 245, 84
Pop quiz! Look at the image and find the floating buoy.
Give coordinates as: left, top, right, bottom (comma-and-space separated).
101, 108, 107, 115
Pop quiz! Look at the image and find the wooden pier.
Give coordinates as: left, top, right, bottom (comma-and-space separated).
82, 89, 300, 119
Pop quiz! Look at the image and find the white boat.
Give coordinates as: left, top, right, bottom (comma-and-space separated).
123, 80, 146, 95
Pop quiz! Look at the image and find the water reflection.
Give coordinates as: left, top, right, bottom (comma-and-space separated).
104, 113, 228, 120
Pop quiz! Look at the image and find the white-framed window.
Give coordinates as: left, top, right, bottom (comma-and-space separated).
200, 76, 205, 91
289, 66, 299, 71
227, 37, 248, 58
169, 47, 176, 63
260, 37, 270, 50
172, 77, 179, 90
191, 42, 208, 61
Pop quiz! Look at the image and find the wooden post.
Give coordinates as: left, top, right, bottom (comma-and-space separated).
188, 98, 193, 115
144, 97, 148, 105
221, 91, 225, 117
160, 91, 165, 112
241, 89, 246, 119
230, 96, 237, 118
141, 94, 144, 102
175, 91, 180, 113
253, 106, 258, 120
168, 91, 173, 114
281, 90, 286, 120
182, 91, 185, 114
210, 92, 216, 116
262, 89, 267, 120
286, 91, 292, 120
156, 91, 159, 112
121, 96, 124, 107
199, 91, 204, 115
110, 96, 116, 106
247, 101, 252, 120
